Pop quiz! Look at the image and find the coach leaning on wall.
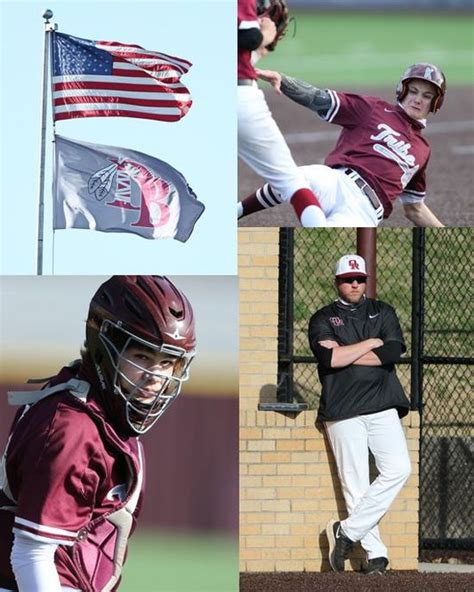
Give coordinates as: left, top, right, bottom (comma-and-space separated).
308, 254, 411, 574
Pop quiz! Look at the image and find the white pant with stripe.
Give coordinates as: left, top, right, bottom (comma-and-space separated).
238, 83, 313, 201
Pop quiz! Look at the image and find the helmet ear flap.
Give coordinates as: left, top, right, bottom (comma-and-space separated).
396, 80, 408, 104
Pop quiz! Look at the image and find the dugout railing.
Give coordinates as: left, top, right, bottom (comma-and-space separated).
272, 227, 473, 554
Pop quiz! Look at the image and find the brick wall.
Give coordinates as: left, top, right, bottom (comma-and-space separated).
239, 228, 420, 572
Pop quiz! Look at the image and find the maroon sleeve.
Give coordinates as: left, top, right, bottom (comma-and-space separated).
403, 158, 429, 196
10, 403, 103, 545
323, 92, 373, 128
238, 0, 257, 24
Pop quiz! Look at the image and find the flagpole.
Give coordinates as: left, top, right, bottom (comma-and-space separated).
37, 9, 56, 275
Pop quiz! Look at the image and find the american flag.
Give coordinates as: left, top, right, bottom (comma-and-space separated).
51, 32, 193, 122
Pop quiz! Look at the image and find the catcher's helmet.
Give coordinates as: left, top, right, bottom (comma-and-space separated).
85, 276, 196, 435
396, 63, 446, 113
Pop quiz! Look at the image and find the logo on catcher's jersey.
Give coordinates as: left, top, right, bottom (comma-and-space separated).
370, 123, 419, 187
106, 484, 128, 502
329, 316, 344, 327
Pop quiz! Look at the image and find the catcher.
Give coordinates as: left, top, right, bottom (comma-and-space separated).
0, 276, 196, 592
238, 0, 327, 227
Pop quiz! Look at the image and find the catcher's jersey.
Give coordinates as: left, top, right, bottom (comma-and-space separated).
238, 0, 259, 80
0, 366, 144, 592
308, 298, 409, 422
321, 92, 431, 218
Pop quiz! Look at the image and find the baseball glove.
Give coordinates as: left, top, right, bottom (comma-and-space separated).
256, 0, 290, 51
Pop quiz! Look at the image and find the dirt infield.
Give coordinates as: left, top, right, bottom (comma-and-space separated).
240, 571, 474, 592
238, 86, 474, 228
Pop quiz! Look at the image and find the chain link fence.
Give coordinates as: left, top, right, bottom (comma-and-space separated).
277, 228, 473, 552
419, 229, 473, 550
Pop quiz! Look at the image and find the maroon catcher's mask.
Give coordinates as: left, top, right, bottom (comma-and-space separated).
86, 276, 196, 436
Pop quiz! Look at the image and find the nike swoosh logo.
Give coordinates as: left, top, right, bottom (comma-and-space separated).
369, 313, 380, 319
384, 108, 396, 113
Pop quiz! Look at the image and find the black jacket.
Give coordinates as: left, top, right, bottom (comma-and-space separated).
308, 297, 409, 422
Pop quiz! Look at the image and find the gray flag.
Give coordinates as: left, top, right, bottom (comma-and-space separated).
54, 135, 205, 242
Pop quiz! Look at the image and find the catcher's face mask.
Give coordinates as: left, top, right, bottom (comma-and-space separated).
99, 320, 194, 434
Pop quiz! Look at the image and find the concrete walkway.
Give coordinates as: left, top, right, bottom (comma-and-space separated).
419, 562, 474, 573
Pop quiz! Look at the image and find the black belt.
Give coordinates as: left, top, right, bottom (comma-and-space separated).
238, 79, 255, 86
344, 168, 383, 214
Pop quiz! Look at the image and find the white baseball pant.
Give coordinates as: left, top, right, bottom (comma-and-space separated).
324, 408, 411, 559
300, 165, 383, 227
238, 83, 314, 201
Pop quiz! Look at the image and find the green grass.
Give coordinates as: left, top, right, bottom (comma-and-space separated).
260, 11, 474, 86
120, 531, 238, 592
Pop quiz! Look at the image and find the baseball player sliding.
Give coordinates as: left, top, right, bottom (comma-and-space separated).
239, 63, 447, 227
238, 0, 327, 227
308, 255, 411, 574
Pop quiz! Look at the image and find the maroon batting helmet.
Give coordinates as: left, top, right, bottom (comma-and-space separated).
396, 63, 446, 113
85, 276, 196, 435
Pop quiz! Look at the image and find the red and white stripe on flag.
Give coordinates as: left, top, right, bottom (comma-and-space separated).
51, 33, 193, 122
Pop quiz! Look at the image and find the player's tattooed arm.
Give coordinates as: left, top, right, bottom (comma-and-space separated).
280, 75, 332, 116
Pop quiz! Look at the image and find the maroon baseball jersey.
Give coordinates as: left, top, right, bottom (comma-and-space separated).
0, 364, 144, 592
322, 92, 431, 217
238, 0, 259, 80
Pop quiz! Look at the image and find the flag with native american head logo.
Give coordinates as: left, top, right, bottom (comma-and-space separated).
53, 135, 205, 242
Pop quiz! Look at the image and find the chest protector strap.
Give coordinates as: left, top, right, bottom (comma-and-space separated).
7, 378, 90, 407
101, 445, 144, 592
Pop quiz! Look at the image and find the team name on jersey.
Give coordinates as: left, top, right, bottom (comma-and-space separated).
370, 123, 419, 186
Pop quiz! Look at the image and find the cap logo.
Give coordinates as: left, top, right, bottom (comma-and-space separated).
424, 66, 434, 80
348, 259, 360, 270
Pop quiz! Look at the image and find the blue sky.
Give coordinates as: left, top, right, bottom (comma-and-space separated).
0, 0, 236, 275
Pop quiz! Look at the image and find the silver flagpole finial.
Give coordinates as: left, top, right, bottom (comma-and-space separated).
42, 9, 53, 22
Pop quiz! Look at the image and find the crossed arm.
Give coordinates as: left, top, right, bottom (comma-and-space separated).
318, 338, 385, 368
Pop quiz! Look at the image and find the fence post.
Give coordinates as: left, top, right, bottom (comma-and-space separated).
277, 227, 294, 403
357, 228, 377, 298
411, 228, 425, 411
